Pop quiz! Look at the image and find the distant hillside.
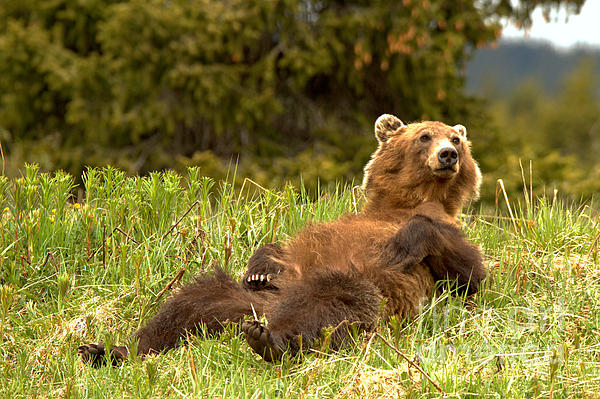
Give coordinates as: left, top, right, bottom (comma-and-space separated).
466, 40, 600, 96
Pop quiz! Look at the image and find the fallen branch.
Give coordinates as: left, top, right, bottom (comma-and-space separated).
374, 332, 443, 393
586, 224, 600, 261
114, 227, 139, 245
162, 200, 201, 239
152, 267, 186, 306
87, 226, 139, 261
40, 251, 59, 272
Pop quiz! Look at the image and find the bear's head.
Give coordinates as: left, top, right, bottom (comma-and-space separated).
362, 114, 481, 217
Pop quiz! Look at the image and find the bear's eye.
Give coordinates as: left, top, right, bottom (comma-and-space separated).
451, 137, 461, 145
419, 134, 431, 142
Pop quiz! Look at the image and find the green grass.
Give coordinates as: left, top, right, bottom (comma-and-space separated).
1, 164, 599, 398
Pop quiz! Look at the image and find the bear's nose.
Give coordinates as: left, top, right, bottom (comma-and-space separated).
437, 147, 458, 167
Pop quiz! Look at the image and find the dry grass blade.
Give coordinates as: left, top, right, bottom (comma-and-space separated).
496, 178, 518, 233
519, 159, 530, 210
0, 139, 4, 176
587, 227, 600, 260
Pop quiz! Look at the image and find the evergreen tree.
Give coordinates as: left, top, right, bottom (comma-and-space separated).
0, 0, 587, 191
479, 59, 600, 201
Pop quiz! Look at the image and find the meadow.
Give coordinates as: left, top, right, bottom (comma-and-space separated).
0, 164, 599, 398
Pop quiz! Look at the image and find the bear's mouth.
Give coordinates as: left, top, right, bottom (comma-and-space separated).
432, 166, 458, 178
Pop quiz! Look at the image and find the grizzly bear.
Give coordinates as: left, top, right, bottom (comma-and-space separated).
78, 114, 486, 365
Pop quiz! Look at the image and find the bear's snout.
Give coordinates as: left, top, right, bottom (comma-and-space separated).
429, 144, 459, 178
437, 147, 458, 168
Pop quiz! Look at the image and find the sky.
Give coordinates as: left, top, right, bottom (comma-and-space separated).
501, 0, 600, 48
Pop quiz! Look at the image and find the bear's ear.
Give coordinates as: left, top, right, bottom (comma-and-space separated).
452, 124, 467, 137
375, 114, 405, 143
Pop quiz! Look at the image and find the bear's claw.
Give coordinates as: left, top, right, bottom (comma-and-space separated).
243, 273, 276, 290
242, 320, 284, 362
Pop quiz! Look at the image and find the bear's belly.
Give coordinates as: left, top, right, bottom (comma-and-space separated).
278, 218, 435, 320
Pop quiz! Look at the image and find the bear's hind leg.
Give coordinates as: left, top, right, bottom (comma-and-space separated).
78, 343, 128, 368
80, 268, 275, 366
243, 270, 381, 362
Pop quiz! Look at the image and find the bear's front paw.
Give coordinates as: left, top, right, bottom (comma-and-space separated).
242, 320, 284, 362
379, 240, 426, 271
380, 215, 444, 271
243, 273, 277, 291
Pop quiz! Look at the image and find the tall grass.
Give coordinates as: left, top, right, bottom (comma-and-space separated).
0, 164, 598, 398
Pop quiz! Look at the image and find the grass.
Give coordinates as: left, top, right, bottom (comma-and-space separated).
0, 163, 599, 398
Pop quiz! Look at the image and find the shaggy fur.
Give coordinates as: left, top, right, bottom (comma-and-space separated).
79, 114, 486, 365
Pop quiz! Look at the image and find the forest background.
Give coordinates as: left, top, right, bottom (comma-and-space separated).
0, 0, 598, 204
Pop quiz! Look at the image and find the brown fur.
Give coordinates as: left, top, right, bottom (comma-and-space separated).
78, 114, 486, 365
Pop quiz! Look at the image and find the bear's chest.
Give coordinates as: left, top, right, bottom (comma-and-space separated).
284, 218, 402, 275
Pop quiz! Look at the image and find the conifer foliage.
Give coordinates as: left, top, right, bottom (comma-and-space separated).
0, 0, 585, 185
